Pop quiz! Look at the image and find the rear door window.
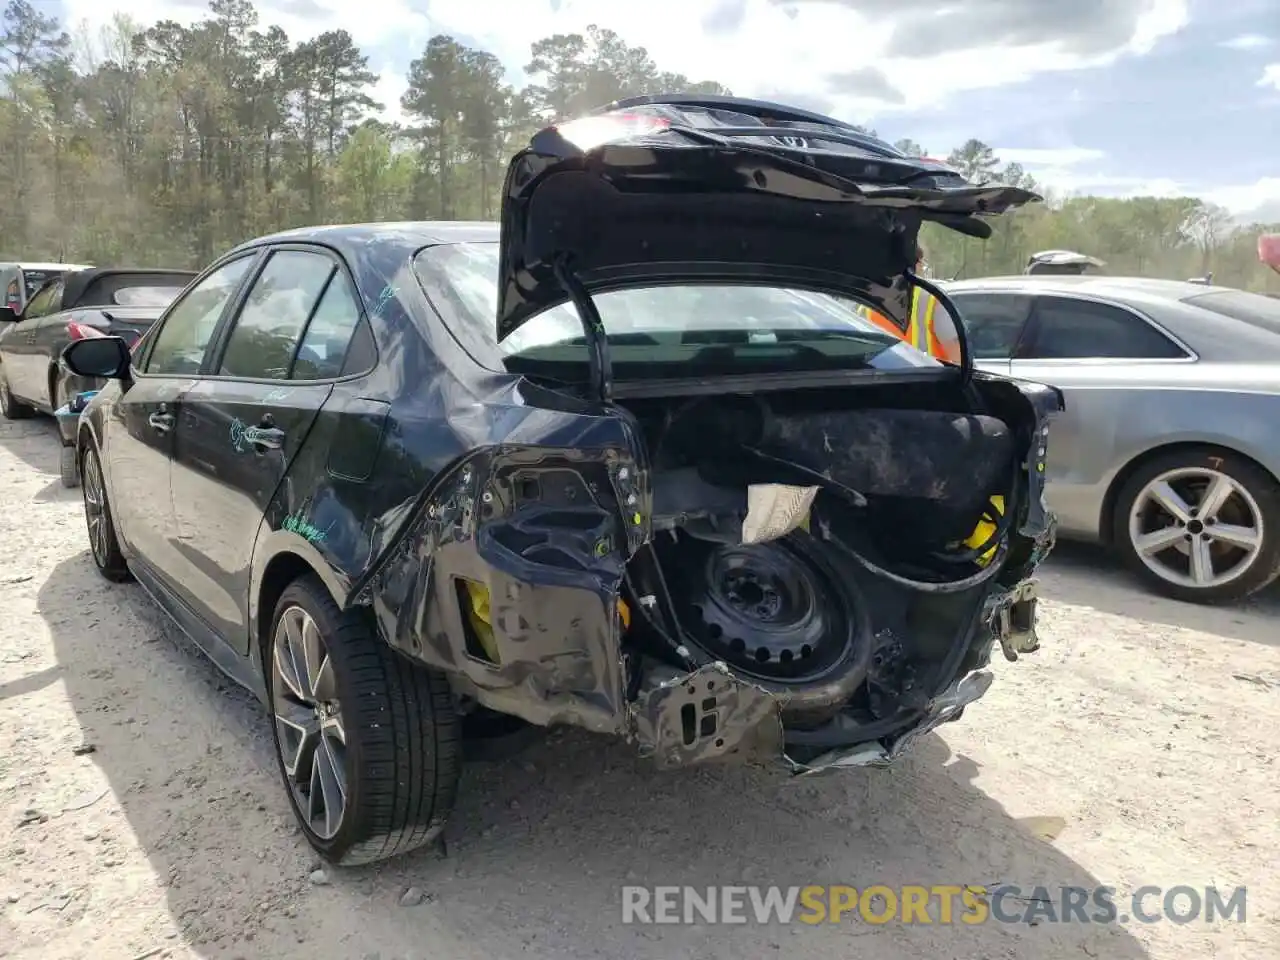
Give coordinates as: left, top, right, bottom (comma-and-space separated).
217, 250, 336, 380
946, 292, 1032, 360
1021, 296, 1187, 360
290, 269, 371, 380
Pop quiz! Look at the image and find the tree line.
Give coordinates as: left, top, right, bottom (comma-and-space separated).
2, 0, 1276, 293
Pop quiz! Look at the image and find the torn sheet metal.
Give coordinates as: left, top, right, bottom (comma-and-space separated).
786, 669, 995, 775
360, 437, 647, 736
628, 661, 999, 776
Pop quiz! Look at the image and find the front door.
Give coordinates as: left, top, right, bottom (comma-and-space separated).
168, 247, 366, 652
113, 254, 260, 587
6, 278, 63, 402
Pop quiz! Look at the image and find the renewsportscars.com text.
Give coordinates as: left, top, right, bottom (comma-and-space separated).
621, 884, 1247, 925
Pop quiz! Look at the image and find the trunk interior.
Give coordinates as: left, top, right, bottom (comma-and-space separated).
609, 378, 1028, 757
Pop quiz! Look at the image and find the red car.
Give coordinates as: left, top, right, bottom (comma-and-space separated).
1260, 234, 1280, 274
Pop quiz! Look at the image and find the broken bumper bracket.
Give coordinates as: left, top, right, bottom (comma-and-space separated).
988, 578, 1041, 662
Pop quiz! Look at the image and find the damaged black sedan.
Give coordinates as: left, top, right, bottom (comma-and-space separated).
63, 95, 1061, 866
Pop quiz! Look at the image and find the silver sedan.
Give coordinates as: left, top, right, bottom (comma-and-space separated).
939, 275, 1280, 604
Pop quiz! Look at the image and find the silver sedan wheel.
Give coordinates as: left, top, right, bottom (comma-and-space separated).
1128, 466, 1264, 590
271, 606, 348, 840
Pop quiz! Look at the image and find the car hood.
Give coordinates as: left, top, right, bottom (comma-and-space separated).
495, 108, 1041, 342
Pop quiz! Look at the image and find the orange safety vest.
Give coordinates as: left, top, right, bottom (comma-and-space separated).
858, 289, 959, 363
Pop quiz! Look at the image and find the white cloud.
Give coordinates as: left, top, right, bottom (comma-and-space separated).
1221, 33, 1273, 50
994, 147, 1107, 167
1204, 177, 1280, 221
1014, 166, 1280, 222
62, 0, 432, 53
1260, 63, 1280, 91
61, 0, 1190, 123
982, 147, 1280, 219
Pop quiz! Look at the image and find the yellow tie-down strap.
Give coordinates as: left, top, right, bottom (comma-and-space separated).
964, 496, 1006, 566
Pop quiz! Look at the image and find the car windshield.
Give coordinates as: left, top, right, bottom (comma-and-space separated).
1183, 290, 1280, 335
22, 270, 58, 297
112, 285, 188, 307
414, 241, 932, 378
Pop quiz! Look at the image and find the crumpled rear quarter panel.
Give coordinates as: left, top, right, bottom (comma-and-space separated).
361, 420, 648, 735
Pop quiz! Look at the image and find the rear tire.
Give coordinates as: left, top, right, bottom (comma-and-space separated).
0, 366, 32, 420
1113, 447, 1280, 604
60, 445, 79, 488
265, 575, 462, 866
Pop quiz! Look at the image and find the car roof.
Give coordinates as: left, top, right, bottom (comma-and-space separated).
940, 275, 1233, 301
225, 221, 499, 261
940, 274, 1280, 362
0, 261, 93, 274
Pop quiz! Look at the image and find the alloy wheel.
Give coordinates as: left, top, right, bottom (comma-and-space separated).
1128, 466, 1264, 590
81, 451, 110, 565
271, 606, 348, 840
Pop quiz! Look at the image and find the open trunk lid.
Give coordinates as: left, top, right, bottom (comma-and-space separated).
496, 95, 1041, 346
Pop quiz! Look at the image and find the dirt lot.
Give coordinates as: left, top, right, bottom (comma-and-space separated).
1, 416, 1277, 960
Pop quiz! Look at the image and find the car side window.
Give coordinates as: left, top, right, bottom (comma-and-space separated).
290, 269, 369, 380
23, 280, 63, 319
218, 250, 335, 380
1023, 296, 1187, 360
145, 257, 254, 376
946, 292, 1032, 360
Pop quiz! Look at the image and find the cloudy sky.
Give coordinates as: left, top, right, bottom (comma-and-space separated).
47, 0, 1280, 221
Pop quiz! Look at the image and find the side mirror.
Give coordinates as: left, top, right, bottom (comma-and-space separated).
0, 308, 17, 323
62, 336, 133, 380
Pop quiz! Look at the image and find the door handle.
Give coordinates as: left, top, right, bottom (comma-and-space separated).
148, 411, 174, 433
251, 426, 286, 451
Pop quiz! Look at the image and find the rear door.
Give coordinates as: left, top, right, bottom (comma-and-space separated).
168, 246, 367, 649
107, 255, 260, 582
1008, 294, 1193, 534
943, 290, 1033, 377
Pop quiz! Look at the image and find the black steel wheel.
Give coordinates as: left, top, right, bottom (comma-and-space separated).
80, 445, 131, 581
665, 531, 860, 683
266, 575, 461, 865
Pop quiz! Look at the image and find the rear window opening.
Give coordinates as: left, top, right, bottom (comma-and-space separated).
110, 285, 188, 307
415, 241, 938, 381
75, 272, 197, 310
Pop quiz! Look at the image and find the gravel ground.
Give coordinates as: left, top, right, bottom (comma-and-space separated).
1, 415, 1277, 960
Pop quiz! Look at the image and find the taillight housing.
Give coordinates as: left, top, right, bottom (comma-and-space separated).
66, 321, 106, 340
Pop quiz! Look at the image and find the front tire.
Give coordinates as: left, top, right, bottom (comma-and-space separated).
80, 445, 131, 582
266, 575, 461, 866
1114, 447, 1280, 604
60, 445, 79, 488
0, 366, 32, 420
